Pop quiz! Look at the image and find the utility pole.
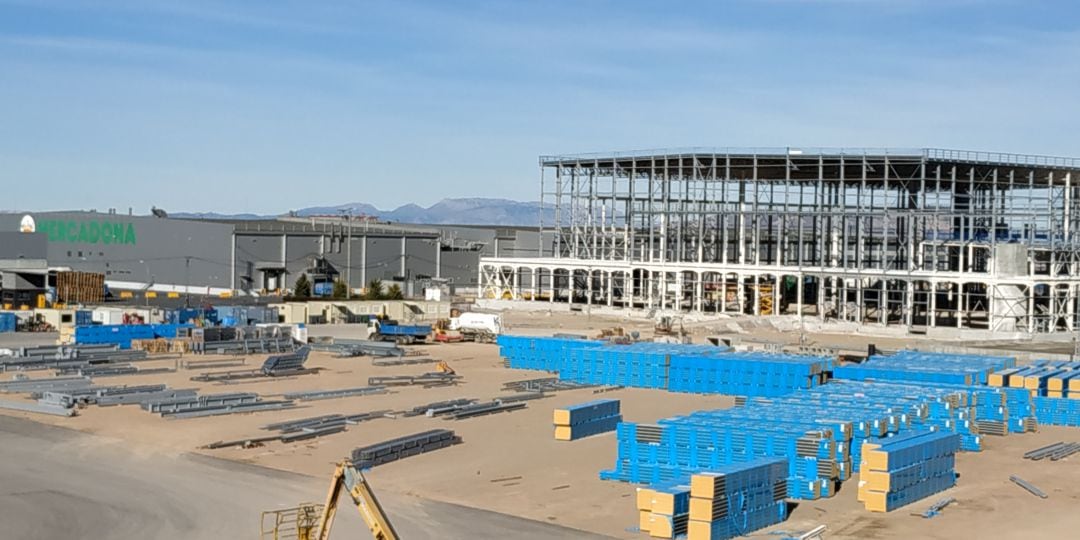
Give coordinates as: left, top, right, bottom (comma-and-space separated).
345, 209, 352, 298
185, 256, 191, 308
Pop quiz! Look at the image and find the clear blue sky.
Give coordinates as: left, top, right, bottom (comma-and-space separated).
1, 0, 1076, 214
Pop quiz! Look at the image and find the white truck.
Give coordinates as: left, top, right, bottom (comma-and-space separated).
448, 312, 501, 343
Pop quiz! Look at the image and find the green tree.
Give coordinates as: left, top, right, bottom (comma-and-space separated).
386, 284, 404, 300
293, 274, 311, 298
332, 279, 349, 299
364, 279, 384, 300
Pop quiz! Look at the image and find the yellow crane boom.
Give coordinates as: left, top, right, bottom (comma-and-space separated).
315, 461, 399, 540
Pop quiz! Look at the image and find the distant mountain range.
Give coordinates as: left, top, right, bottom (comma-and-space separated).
173, 198, 553, 226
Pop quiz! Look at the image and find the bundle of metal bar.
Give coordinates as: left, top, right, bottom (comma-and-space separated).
501, 377, 596, 393
190, 366, 317, 382
68, 365, 176, 378
263, 410, 391, 433
495, 391, 547, 403
282, 386, 388, 401
1010, 475, 1048, 498
351, 429, 462, 468
401, 398, 477, 417
0, 376, 93, 393
371, 357, 437, 367
163, 400, 296, 419
0, 398, 77, 417
95, 388, 198, 406
143, 392, 259, 413
446, 401, 527, 420
198, 337, 297, 356
37, 384, 173, 406
1049, 443, 1080, 461
1024, 442, 1068, 460
368, 373, 460, 387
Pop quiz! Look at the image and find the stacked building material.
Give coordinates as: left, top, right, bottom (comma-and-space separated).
498, 336, 830, 397
1033, 396, 1080, 427
989, 360, 1080, 398
832, 350, 1015, 386
56, 271, 105, 304
600, 381, 979, 501
261, 346, 310, 375
351, 429, 461, 468
686, 458, 788, 540
635, 482, 691, 538
857, 430, 960, 512
553, 399, 622, 441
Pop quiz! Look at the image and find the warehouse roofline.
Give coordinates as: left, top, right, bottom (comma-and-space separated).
540, 147, 1080, 170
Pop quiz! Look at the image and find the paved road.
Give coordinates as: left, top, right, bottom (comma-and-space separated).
0, 415, 611, 539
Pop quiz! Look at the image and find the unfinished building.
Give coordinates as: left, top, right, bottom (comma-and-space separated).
479, 148, 1080, 335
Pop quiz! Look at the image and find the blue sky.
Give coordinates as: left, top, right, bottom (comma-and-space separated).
0, 0, 1077, 214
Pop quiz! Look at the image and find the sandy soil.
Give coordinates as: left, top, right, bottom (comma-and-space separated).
2, 311, 1079, 539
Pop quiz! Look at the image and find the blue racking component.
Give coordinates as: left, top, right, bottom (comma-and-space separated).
0, 312, 16, 333
600, 380, 982, 501
1033, 396, 1080, 427
497, 335, 830, 398
686, 457, 789, 540
832, 350, 1015, 386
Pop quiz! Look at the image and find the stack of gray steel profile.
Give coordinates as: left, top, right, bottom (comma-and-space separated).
143, 392, 295, 419
368, 372, 459, 387
1024, 441, 1080, 461
205, 409, 392, 449
0, 344, 152, 373
501, 377, 597, 393
397, 396, 530, 419
312, 339, 407, 358
190, 346, 313, 382
0, 375, 196, 416
283, 385, 387, 401
351, 429, 461, 469
196, 337, 297, 355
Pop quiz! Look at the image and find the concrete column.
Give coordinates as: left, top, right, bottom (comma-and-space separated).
904, 280, 914, 328
400, 237, 407, 277
606, 271, 614, 307
694, 272, 703, 313
796, 274, 803, 317
434, 240, 441, 279
675, 273, 683, 311
957, 283, 965, 329
720, 273, 727, 313
753, 275, 761, 316
929, 282, 937, 328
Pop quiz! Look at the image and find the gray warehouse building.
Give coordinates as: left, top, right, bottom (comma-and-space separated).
0, 211, 548, 298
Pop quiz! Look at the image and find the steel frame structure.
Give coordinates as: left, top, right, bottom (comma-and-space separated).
480, 147, 1080, 334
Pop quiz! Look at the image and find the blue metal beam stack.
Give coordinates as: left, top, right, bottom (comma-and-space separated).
497, 336, 830, 398
857, 430, 960, 513
1033, 396, 1080, 427
686, 457, 789, 540
553, 399, 622, 441
832, 350, 1015, 386
600, 380, 979, 501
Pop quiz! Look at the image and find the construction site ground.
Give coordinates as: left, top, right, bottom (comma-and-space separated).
1, 311, 1078, 539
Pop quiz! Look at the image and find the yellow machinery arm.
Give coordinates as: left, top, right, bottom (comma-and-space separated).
315, 461, 399, 540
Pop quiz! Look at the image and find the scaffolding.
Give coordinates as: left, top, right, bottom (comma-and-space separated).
479, 147, 1080, 334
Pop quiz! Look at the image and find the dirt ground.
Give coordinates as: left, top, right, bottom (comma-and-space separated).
2, 311, 1079, 539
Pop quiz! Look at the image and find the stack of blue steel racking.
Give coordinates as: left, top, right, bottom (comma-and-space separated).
686, 457, 789, 540
1033, 396, 1080, 427
553, 399, 622, 441
832, 350, 1015, 386
600, 380, 979, 501
857, 430, 960, 512
498, 336, 830, 398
